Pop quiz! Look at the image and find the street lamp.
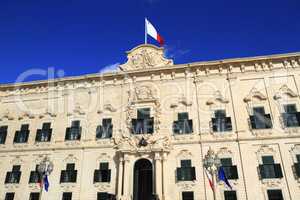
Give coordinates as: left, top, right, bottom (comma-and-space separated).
203, 147, 221, 200
37, 157, 54, 200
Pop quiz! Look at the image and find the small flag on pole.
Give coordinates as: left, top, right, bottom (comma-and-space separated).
204, 169, 214, 191
145, 18, 164, 46
44, 175, 49, 192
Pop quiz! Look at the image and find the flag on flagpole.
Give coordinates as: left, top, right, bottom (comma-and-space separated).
204, 169, 214, 191
43, 175, 49, 192
145, 18, 164, 46
218, 166, 232, 190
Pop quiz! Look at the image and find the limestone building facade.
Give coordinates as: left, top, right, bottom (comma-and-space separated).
0, 44, 300, 200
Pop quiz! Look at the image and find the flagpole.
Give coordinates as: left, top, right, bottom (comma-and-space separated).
145, 18, 147, 44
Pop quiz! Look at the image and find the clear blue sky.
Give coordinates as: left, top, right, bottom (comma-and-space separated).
0, 0, 299, 84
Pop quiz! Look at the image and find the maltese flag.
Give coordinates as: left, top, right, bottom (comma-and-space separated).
145, 18, 164, 46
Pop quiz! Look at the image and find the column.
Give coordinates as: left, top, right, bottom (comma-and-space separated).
154, 153, 162, 199
117, 156, 124, 199
123, 154, 131, 198
161, 152, 168, 200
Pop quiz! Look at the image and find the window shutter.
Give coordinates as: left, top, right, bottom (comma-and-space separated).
258, 165, 265, 179
249, 116, 256, 129
176, 168, 182, 181
264, 114, 273, 128
191, 167, 196, 180
274, 164, 283, 178
5, 172, 10, 184
295, 163, 300, 177
73, 170, 77, 182
230, 166, 239, 179
178, 112, 189, 121
94, 170, 100, 183
107, 169, 111, 182
225, 117, 232, 131
212, 118, 218, 132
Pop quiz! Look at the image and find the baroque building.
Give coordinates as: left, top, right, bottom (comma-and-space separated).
0, 44, 300, 200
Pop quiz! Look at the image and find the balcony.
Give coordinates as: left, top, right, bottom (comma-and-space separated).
13, 130, 29, 143
258, 164, 283, 179
5, 172, 21, 184
36, 129, 52, 142
211, 117, 232, 132
65, 128, 81, 141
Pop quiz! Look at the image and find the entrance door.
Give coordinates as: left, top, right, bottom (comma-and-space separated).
133, 159, 153, 200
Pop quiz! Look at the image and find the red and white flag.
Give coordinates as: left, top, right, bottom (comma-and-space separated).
204, 169, 214, 191
145, 18, 164, 46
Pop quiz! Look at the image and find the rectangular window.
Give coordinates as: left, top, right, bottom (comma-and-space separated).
5, 165, 21, 184
224, 191, 237, 200
4, 193, 14, 200
220, 158, 238, 180
14, 124, 30, 143
65, 121, 81, 141
0, 126, 8, 144
177, 160, 196, 181
295, 154, 300, 177
262, 156, 274, 164
212, 110, 232, 132
259, 156, 283, 179
36, 122, 52, 142
97, 192, 109, 200
60, 164, 77, 183
62, 192, 72, 200
267, 189, 284, 200
29, 165, 40, 183
29, 193, 40, 200
250, 107, 272, 129
173, 113, 193, 134
94, 162, 111, 183
282, 104, 300, 127
182, 191, 194, 200
96, 118, 113, 139
132, 108, 154, 134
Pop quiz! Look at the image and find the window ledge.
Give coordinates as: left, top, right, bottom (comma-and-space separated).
93, 182, 111, 190
283, 127, 300, 134
251, 129, 273, 137
177, 181, 197, 190
261, 178, 282, 187
60, 182, 77, 189
4, 183, 20, 189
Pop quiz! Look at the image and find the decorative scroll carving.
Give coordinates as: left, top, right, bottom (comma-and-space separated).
120, 44, 173, 71
206, 90, 229, 105
177, 150, 192, 159
256, 145, 276, 161
63, 154, 79, 163
244, 87, 267, 102
18, 111, 35, 120
274, 84, 298, 100
0, 109, 15, 120
98, 103, 117, 113
67, 104, 85, 116
170, 95, 192, 108
112, 133, 172, 153
39, 108, 57, 118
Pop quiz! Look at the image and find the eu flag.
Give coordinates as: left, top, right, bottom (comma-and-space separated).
44, 175, 49, 192
218, 167, 232, 189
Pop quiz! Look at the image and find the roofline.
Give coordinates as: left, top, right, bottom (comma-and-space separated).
0, 51, 299, 89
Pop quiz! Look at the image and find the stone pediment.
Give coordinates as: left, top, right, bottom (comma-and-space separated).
120, 44, 173, 71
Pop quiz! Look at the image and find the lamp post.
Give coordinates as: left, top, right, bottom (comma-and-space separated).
37, 157, 54, 200
203, 148, 221, 200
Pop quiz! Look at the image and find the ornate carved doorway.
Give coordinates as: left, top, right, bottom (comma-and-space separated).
133, 159, 153, 200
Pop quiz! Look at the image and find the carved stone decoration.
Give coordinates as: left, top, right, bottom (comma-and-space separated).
0, 109, 15, 120
98, 103, 117, 114
170, 95, 192, 108
67, 103, 85, 116
18, 111, 35, 120
206, 90, 229, 105
120, 44, 173, 71
10, 156, 24, 165
63, 154, 79, 163
126, 84, 162, 133
256, 145, 276, 162
39, 108, 57, 118
217, 147, 233, 157
112, 133, 172, 153
177, 182, 197, 190
94, 182, 111, 191
244, 87, 267, 102
96, 153, 111, 162
274, 84, 298, 100
177, 150, 192, 159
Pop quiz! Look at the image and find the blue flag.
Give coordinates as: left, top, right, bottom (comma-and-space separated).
43, 175, 49, 192
218, 167, 232, 189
